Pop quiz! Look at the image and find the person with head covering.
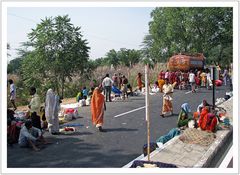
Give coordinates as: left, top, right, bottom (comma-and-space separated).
91, 87, 106, 132
45, 89, 60, 134
157, 73, 165, 93
197, 99, 211, 113
198, 106, 217, 132
177, 103, 192, 128
160, 78, 174, 118
198, 107, 209, 130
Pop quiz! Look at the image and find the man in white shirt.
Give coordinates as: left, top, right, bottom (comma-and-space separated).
102, 74, 113, 102
188, 70, 196, 93
8, 79, 17, 111
18, 120, 47, 151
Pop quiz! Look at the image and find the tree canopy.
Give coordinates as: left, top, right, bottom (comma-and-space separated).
145, 7, 233, 66
20, 15, 90, 97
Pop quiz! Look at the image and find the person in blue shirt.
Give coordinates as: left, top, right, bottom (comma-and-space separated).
82, 86, 88, 100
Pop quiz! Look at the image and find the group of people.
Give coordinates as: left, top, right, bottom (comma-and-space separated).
177, 100, 218, 133
101, 73, 133, 101
7, 82, 61, 151
157, 69, 214, 93
7, 66, 231, 151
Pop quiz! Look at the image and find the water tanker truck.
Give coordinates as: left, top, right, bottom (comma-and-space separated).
167, 53, 205, 71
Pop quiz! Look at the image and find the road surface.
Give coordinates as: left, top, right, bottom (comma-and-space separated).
7, 86, 230, 167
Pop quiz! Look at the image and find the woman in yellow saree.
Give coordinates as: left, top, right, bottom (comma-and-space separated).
160, 78, 174, 118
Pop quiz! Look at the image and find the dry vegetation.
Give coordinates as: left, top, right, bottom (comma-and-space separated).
8, 63, 167, 110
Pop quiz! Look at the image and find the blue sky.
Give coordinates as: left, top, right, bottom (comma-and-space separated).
7, 7, 154, 61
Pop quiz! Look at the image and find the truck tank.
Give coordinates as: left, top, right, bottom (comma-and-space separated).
167, 53, 205, 71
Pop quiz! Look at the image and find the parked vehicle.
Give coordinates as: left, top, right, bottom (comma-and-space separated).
167, 53, 205, 71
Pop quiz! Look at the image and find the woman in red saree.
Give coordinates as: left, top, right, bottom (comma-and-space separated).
91, 87, 106, 132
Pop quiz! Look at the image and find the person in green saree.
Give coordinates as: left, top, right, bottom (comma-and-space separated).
177, 103, 192, 128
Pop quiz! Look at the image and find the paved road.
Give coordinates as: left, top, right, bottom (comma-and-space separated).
7, 86, 229, 168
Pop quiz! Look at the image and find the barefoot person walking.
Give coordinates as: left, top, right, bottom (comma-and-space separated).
160, 78, 174, 118
91, 87, 106, 132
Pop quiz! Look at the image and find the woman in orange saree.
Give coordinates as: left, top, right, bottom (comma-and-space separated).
91, 87, 106, 132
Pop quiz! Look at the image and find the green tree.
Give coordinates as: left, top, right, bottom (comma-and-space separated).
141, 34, 157, 67
21, 15, 90, 97
146, 7, 233, 65
7, 42, 31, 74
118, 48, 141, 68
105, 49, 119, 69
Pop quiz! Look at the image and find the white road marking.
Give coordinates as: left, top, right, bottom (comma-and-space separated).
185, 91, 192, 94
113, 106, 146, 118
185, 88, 199, 94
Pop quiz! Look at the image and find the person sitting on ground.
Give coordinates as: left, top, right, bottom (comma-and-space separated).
82, 86, 88, 100
152, 81, 159, 93
197, 99, 211, 113
177, 103, 192, 128
18, 120, 48, 151
7, 109, 20, 145
198, 107, 218, 132
76, 90, 83, 102
194, 100, 212, 123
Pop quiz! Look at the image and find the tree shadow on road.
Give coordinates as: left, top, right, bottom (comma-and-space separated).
7, 135, 139, 168
104, 128, 138, 132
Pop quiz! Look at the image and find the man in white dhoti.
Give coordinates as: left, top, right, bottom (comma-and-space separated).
45, 89, 60, 135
